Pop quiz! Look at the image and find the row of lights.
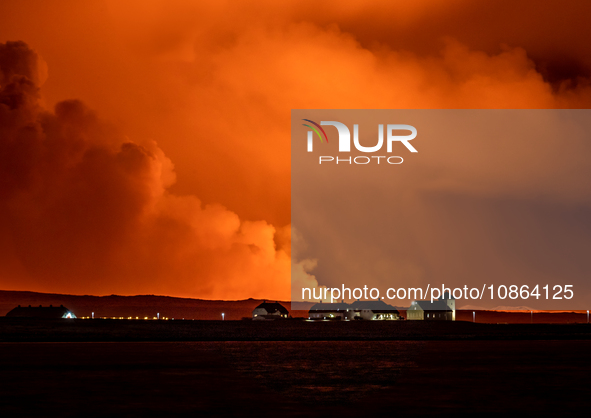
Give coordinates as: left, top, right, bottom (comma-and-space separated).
77, 312, 230, 320
79, 316, 173, 320
79, 312, 176, 320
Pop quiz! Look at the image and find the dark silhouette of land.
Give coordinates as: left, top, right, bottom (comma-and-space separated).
2, 290, 589, 323
0, 290, 305, 320
2, 290, 591, 416
1, 318, 591, 342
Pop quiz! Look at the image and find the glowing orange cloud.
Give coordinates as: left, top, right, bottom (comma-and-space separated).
0, 1, 589, 299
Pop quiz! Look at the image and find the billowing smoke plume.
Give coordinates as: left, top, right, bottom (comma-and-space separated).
0, 41, 309, 299
1, 1, 591, 299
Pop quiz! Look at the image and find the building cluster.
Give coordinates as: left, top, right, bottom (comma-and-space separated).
307, 295, 455, 321
250, 294, 456, 321
5, 296, 456, 322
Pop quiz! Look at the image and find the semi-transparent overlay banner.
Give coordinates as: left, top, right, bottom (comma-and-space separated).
292, 110, 591, 312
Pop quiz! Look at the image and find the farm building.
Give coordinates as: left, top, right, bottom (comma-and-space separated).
308, 301, 351, 320
252, 301, 289, 320
6, 305, 77, 319
406, 295, 455, 321
308, 300, 400, 320
349, 300, 400, 320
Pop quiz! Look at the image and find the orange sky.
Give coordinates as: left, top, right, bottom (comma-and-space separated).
0, 1, 590, 299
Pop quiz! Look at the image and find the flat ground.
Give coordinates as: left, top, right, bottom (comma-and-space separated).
0, 320, 589, 417
1, 318, 591, 341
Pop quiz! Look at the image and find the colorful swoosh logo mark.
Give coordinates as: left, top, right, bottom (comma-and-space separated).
302, 119, 328, 143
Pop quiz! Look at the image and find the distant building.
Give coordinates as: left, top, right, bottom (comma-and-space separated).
308, 301, 351, 320
5, 305, 76, 319
252, 301, 289, 320
308, 300, 400, 320
349, 300, 400, 320
407, 294, 455, 321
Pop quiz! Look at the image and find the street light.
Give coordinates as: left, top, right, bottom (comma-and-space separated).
222, 313, 225, 321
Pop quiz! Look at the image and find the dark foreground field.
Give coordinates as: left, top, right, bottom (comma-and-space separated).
1, 318, 591, 341
1, 320, 590, 417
